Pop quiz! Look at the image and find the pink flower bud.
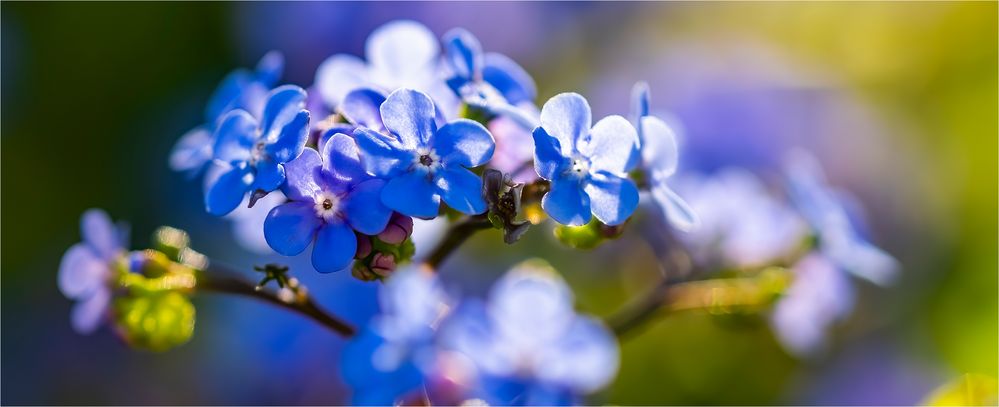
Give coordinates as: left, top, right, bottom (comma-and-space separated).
378, 213, 414, 244
371, 253, 397, 277
355, 234, 372, 259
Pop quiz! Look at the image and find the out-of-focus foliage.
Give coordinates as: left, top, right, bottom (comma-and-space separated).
922, 374, 998, 406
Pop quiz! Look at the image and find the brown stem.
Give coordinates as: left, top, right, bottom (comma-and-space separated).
196, 264, 356, 337
421, 214, 493, 270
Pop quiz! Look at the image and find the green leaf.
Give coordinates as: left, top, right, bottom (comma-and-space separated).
113, 291, 195, 352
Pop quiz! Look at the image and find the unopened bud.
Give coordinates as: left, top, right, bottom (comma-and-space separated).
355, 234, 373, 259
371, 253, 397, 277
351, 263, 378, 282
378, 213, 414, 244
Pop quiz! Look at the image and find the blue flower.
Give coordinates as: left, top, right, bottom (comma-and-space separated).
58, 209, 128, 334
170, 52, 284, 176
532, 93, 640, 226
315, 20, 458, 118
442, 28, 538, 128
784, 150, 899, 285
770, 253, 855, 357
631, 82, 698, 231
263, 133, 392, 273
315, 87, 391, 153
205, 85, 310, 216
439, 262, 619, 405
354, 88, 495, 218
342, 267, 451, 405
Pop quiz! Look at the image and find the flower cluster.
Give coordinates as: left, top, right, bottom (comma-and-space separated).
343, 262, 618, 405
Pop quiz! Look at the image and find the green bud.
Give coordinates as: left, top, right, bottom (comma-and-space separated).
554, 220, 605, 250
113, 291, 195, 352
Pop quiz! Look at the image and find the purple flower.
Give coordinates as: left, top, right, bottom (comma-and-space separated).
58, 209, 127, 334
533, 93, 640, 226
170, 52, 284, 176
784, 150, 899, 285
205, 85, 310, 216
439, 262, 619, 405
631, 82, 698, 231
263, 133, 392, 273
354, 88, 495, 218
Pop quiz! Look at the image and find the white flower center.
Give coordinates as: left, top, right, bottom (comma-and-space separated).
413, 148, 441, 174
569, 155, 590, 177
314, 191, 342, 222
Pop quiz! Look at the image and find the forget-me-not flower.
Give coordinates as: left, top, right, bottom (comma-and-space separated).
631, 82, 698, 231
205, 85, 310, 216
770, 253, 856, 357
442, 28, 539, 129
784, 150, 899, 285
170, 52, 284, 176
264, 132, 392, 273
58, 209, 128, 334
439, 262, 619, 405
354, 88, 495, 218
315, 20, 458, 118
342, 267, 451, 405
532, 93, 640, 226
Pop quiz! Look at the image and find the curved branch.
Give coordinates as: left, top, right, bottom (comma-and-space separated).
421, 214, 493, 270
195, 264, 356, 337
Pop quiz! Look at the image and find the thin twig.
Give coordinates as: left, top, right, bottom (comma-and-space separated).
196, 264, 356, 337
421, 214, 493, 270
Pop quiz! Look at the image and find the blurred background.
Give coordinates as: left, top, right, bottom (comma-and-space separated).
2, 2, 996, 404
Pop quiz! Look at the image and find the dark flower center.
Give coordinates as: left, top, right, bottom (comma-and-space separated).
419, 154, 434, 166
322, 199, 333, 210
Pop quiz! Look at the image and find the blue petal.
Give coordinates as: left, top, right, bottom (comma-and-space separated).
532, 126, 569, 180
264, 110, 310, 164
169, 126, 213, 176
58, 243, 108, 300
483, 53, 537, 106
206, 69, 253, 124
323, 132, 368, 187
341, 88, 387, 130
443, 28, 483, 81
382, 171, 440, 219
434, 119, 495, 168
435, 167, 487, 215
260, 85, 308, 136
380, 88, 437, 150
539, 93, 591, 157
581, 115, 638, 175
254, 50, 284, 86
366, 20, 439, 82
583, 173, 639, 226
487, 101, 539, 131
315, 54, 370, 108
639, 116, 678, 178
212, 110, 258, 163
317, 124, 357, 154
252, 159, 286, 192
344, 179, 393, 235
542, 176, 590, 226
312, 223, 357, 273
651, 184, 699, 232
263, 201, 321, 256
536, 316, 619, 393
353, 126, 413, 178
631, 81, 650, 120
490, 265, 575, 343
205, 163, 254, 216
282, 147, 324, 201
81, 208, 121, 261
71, 287, 110, 335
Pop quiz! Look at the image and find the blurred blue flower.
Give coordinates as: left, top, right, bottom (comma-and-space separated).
784, 150, 899, 285
58, 209, 128, 334
439, 262, 619, 405
354, 88, 495, 218
205, 85, 311, 216
533, 93, 639, 226
674, 168, 807, 268
170, 52, 284, 176
631, 82, 698, 232
342, 267, 451, 405
771, 253, 855, 357
314, 20, 458, 118
264, 133, 392, 273
441, 28, 538, 129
